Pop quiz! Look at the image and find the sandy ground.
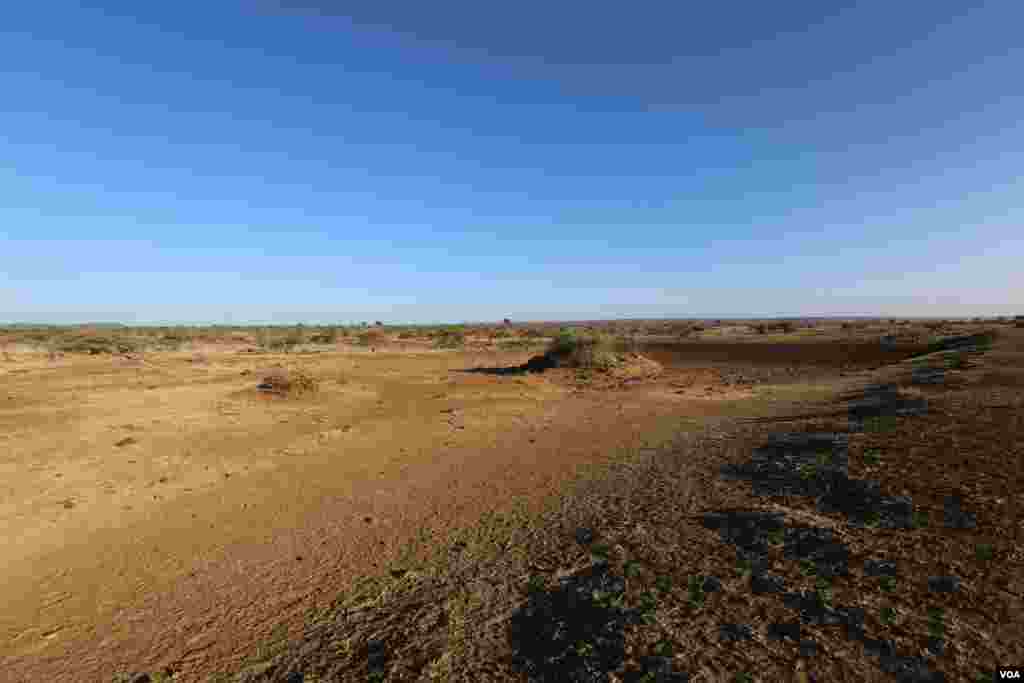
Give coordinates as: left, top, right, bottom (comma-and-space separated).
0, 340, 912, 681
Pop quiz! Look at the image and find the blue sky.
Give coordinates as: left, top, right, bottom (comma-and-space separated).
2, 1, 1021, 324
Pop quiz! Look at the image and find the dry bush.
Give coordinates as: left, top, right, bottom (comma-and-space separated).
56, 334, 138, 355
546, 329, 620, 370
435, 329, 466, 349
355, 329, 387, 347
257, 366, 319, 396
308, 327, 339, 344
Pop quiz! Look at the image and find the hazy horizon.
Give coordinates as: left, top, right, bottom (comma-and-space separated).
3, 3, 1022, 324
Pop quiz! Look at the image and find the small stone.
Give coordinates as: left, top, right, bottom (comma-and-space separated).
574, 527, 596, 546
701, 576, 723, 593
927, 576, 960, 593
864, 559, 897, 577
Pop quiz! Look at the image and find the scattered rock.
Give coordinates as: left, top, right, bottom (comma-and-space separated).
115, 437, 138, 447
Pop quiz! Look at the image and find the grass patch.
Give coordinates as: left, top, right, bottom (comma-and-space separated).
686, 575, 706, 608
976, 543, 994, 561
863, 449, 882, 466
797, 463, 818, 480
863, 415, 899, 433
927, 607, 946, 638
815, 576, 834, 606
911, 510, 929, 529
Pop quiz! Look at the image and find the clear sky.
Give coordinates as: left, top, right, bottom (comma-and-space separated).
2, 1, 1021, 324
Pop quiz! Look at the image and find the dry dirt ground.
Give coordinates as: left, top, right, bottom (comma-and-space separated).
1, 325, 1020, 682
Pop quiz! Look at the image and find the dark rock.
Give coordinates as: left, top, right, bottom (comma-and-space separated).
782, 591, 861, 627
701, 576, 723, 593
718, 623, 754, 642
783, 527, 851, 577
767, 621, 801, 641
799, 639, 819, 657
508, 562, 639, 682
751, 573, 786, 595
636, 656, 690, 681
878, 655, 945, 682
864, 637, 896, 658
943, 495, 977, 529
926, 637, 945, 655
700, 509, 783, 557
927, 576, 960, 593
575, 527, 596, 546
864, 559, 898, 577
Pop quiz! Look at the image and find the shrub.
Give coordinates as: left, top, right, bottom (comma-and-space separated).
56, 334, 138, 355
435, 329, 465, 349
546, 329, 619, 369
258, 367, 319, 396
266, 327, 304, 352
308, 327, 339, 344
499, 338, 539, 350
355, 330, 386, 347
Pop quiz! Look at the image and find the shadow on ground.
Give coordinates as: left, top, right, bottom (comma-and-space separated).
454, 355, 561, 376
